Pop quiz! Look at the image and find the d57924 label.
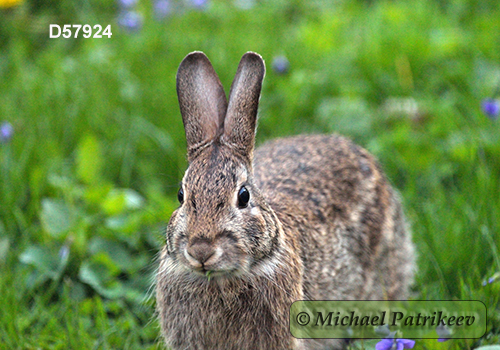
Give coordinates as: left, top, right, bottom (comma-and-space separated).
49, 25, 112, 39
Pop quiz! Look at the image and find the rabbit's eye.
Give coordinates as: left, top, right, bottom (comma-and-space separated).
238, 186, 250, 208
177, 187, 184, 204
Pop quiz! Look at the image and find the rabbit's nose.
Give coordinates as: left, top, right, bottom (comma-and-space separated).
185, 241, 216, 267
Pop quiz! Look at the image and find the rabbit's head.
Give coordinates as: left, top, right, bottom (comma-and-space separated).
165, 52, 279, 281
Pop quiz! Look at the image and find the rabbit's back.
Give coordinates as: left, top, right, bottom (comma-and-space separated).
254, 134, 414, 301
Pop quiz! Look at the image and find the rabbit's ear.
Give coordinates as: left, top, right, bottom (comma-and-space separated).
176, 51, 228, 158
223, 52, 265, 158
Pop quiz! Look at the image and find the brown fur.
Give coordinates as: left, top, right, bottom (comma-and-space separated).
156, 52, 415, 350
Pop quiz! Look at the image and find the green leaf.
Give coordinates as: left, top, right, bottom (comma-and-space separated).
40, 198, 75, 237
475, 347, 500, 350
104, 212, 142, 235
122, 189, 145, 210
78, 259, 123, 299
0, 237, 10, 265
19, 245, 66, 280
88, 237, 134, 273
101, 189, 145, 216
83, 183, 112, 206
76, 134, 103, 185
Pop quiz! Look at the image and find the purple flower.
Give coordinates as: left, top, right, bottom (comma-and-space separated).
190, 0, 208, 9
482, 99, 500, 120
58, 244, 70, 262
118, 11, 143, 31
483, 275, 497, 286
117, 0, 138, 9
0, 122, 13, 143
272, 55, 289, 75
154, 0, 171, 18
436, 321, 451, 342
376, 338, 415, 350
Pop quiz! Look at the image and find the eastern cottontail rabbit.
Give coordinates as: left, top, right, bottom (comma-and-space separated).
156, 51, 415, 350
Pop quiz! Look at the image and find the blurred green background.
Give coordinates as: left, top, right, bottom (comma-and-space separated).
0, 0, 499, 348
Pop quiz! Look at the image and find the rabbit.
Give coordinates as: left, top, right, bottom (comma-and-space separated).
156, 51, 415, 350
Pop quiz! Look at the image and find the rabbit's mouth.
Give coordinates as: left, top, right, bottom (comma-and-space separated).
180, 240, 250, 279
186, 266, 243, 282
182, 255, 248, 280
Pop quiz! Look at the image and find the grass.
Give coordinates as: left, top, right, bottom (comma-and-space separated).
0, 0, 500, 348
